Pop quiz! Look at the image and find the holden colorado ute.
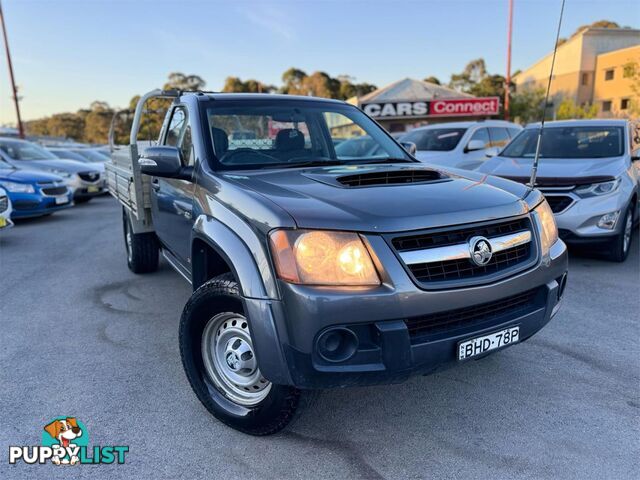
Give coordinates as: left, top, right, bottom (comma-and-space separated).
106, 90, 568, 435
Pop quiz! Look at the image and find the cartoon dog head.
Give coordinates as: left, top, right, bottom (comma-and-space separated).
44, 418, 82, 447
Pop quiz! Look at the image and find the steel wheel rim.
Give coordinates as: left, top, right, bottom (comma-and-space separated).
201, 312, 271, 406
125, 221, 133, 262
623, 210, 632, 253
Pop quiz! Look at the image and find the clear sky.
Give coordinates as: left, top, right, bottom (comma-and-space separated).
0, 0, 638, 124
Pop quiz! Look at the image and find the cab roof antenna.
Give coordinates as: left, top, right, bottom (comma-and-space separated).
529, 0, 566, 189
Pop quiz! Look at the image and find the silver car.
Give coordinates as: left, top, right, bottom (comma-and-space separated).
400, 120, 522, 170
478, 119, 639, 262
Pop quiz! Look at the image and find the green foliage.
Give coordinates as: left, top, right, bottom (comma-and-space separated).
423, 76, 440, 85
556, 99, 599, 119
510, 88, 545, 123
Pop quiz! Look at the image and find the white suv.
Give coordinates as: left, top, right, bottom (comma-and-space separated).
399, 120, 522, 170
478, 119, 639, 262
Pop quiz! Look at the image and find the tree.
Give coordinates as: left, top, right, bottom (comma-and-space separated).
510, 87, 546, 123
626, 61, 640, 118
83, 101, 115, 144
164, 72, 206, 91
449, 59, 487, 92
556, 98, 598, 119
281, 68, 307, 94
222, 77, 275, 93
423, 76, 440, 85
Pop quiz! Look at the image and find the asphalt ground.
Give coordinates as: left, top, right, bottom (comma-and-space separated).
1, 195, 638, 479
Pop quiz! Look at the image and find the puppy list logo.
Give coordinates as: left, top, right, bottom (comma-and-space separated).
8, 417, 129, 466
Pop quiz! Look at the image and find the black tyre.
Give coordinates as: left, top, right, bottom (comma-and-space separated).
122, 208, 159, 273
606, 204, 634, 262
179, 273, 304, 435
75, 197, 92, 204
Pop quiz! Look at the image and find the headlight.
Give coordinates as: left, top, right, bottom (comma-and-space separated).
269, 229, 380, 286
49, 169, 72, 179
574, 178, 620, 198
0, 180, 35, 193
535, 199, 558, 255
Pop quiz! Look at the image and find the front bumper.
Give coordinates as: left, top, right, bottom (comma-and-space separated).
551, 190, 632, 242
9, 191, 73, 218
246, 237, 568, 389
68, 176, 107, 198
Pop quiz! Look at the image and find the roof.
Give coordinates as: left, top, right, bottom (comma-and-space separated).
411, 120, 521, 131
194, 93, 346, 104
358, 78, 472, 103
524, 119, 630, 129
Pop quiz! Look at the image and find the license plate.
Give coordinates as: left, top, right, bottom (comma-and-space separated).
87, 186, 99, 193
55, 196, 68, 205
458, 326, 519, 360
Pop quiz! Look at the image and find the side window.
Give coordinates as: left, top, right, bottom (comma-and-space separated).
468, 128, 490, 150
164, 107, 193, 166
508, 128, 521, 139
488, 128, 511, 148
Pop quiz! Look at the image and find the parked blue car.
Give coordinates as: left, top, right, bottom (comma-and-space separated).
0, 158, 73, 219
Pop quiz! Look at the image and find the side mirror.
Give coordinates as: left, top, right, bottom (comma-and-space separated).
485, 146, 500, 158
465, 139, 486, 152
631, 155, 640, 162
400, 141, 417, 155
139, 146, 192, 180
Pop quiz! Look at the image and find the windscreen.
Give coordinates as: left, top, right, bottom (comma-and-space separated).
204, 101, 410, 169
502, 126, 625, 159
0, 139, 59, 161
400, 128, 467, 151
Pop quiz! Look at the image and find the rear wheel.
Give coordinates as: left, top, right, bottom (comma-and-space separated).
122, 208, 159, 273
606, 204, 634, 262
179, 273, 306, 435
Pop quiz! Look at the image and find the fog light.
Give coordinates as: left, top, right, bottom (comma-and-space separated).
597, 211, 620, 230
316, 328, 358, 363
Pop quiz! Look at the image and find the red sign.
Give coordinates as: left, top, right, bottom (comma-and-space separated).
429, 97, 500, 117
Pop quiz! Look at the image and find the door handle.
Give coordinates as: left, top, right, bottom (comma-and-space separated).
151, 179, 160, 191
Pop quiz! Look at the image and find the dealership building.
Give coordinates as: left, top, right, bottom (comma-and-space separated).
514, 27, 640, 118
337, 78, 500, 134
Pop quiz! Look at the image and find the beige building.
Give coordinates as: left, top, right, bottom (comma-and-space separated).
514, 27, 640, 117
593, 45, 640, 116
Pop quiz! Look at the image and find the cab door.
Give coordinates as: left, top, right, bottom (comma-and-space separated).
149, 106, 195, 265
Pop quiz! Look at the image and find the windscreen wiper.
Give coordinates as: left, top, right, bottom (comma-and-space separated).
350, 157, 417, 164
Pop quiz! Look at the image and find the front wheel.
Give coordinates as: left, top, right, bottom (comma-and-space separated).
122, 208, 159, 273
179, 273, 304, 435
606, 204, 634, 262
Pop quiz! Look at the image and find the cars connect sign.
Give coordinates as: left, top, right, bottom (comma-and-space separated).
361, 97, 500, 119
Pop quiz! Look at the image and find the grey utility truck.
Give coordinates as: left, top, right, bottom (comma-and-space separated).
106, 90, 568, 435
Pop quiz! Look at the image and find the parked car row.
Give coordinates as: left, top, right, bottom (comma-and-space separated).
0, 137, 109, 221
395, 118, 639, 262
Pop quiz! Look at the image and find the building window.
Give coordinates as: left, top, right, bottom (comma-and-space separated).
604, 69, 614, 81
602, 100, 612, 112
621, 98, 629, 110
623, 63, 636, 78
581, 73, 589, 85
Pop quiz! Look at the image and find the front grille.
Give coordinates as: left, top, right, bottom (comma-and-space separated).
79, 172, 100, 182
0, 196, 7, 212
391, 217, 535, 287
338, 169, 444, 187
393, 217, 528, 251
41, 186, 67, 196
405, 288, 541, 338
409, 243, 531, 282
13, 200, 39, 210
544, 195, 574, 213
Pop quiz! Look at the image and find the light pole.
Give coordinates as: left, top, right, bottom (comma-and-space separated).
0, 0, 24, 138
504, 0, 514, 121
